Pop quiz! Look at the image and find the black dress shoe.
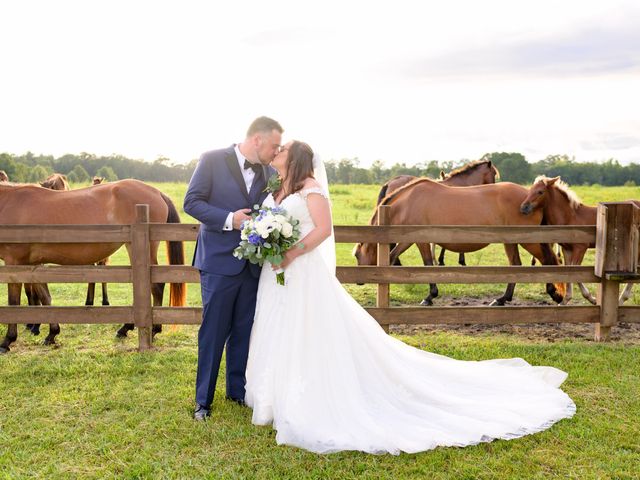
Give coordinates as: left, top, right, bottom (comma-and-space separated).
193, 404, 210, 421
225, 395, 246, 407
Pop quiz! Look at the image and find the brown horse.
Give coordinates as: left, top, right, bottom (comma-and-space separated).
0, 179, 186, 352
354, 177, 564, 306
23, 174, 72, 337
85, 176, 110, 307
375, 159, 500, 267
520, 175, 640, 305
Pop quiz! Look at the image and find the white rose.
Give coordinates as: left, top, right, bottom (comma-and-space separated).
281, 222, 293, 238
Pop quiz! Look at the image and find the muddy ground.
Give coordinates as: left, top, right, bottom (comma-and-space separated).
390, 296, 640, 344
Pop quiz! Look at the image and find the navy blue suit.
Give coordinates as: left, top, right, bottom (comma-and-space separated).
184, 145, 272, 407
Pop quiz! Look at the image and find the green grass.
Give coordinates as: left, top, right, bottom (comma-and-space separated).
1, 183, 639, 478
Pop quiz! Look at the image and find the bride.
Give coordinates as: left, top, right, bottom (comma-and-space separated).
244, 140, 575, 455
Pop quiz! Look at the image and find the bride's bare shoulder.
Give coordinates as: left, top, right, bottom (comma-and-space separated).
302, 178, 321, 189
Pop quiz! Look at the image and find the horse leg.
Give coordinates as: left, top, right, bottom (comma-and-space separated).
151, 282, 165, 337
458, 253, 466, 266
24, 283, 37, 333
438, 247, 446, 266
0, 283, 22, 353
416, 243, 438, 306
619, 283, 634, 305
101, 281, 110, 305
389, 243, 413, 266
521, 242, 564, 304
32, 284, 60, 346
566, 246, 595, 305
30, 284, 47, 336
85, 281, 96, 306
490, 244, 520, 306
389, 243, 402, 265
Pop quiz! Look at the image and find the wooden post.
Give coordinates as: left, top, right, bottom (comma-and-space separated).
594, 202, 639, 341
377, 205, 391, 333
132, 204, 153, 351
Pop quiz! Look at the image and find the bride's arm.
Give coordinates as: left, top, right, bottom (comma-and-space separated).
278, 192, 332, 269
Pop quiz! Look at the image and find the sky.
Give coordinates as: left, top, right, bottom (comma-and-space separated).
1, 0, 639, 167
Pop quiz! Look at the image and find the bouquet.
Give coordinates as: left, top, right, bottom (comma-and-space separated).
233, 205, 302, 285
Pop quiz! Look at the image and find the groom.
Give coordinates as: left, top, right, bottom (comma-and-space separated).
184, 116, 283, 420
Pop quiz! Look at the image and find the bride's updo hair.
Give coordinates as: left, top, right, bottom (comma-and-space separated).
281, 141, 314, 196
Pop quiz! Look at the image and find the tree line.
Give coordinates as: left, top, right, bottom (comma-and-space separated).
1, 151, 638, 186
326, 153, 640, 186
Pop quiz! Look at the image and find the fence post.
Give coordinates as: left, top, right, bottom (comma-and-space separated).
377, 205, 391, 333
132, 204, 153, 351
594, 202, 639, 341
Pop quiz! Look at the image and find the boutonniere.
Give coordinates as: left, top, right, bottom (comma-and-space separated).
264, 173, 282, 193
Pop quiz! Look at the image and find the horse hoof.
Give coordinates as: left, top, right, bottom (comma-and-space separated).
489, 299, 505, 306
43, 338, 56, 346
0, 346, 9, 354
419, 299, 433, 306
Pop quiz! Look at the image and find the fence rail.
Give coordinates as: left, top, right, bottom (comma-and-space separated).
1, 202, 638, 350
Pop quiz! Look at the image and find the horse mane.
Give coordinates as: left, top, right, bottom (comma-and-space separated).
442, 159, 496, 180
534, 175, 582, 210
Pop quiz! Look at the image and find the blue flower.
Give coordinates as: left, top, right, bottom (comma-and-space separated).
248, 232, 263, 245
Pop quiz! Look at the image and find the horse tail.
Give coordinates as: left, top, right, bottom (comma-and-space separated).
376, 183, 389, 205
161, 192, 187, 307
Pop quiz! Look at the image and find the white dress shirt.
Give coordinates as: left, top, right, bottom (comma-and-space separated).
223, 144, 259, 231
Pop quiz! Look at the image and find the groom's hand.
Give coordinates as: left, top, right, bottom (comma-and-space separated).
232, 209, 252, 230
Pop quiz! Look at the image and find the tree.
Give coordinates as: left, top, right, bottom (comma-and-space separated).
484, 152, 531, 184
28, 165, 51, 183
68, 164, 90, 183
96, 166, 118, 182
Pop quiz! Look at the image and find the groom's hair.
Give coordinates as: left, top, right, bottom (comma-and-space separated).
247, 116, 283, 137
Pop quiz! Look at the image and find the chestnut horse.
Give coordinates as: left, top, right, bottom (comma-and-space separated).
520, 175, 640, 305
354, 178, 564, 306
85, 176, 110, 307
23, 174, 71, 337
375, 159, 500, 266
0, 179, 186, 352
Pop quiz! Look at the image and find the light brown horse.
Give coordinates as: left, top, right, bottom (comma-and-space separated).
520, 175, 640, 305
23, 174, 72, 337
375, 159, 500, 267
0, 179, 186, 352
354, 177, 564, 306
85, 176, 110, 307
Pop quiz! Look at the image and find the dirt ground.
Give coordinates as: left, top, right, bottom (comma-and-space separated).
390, 296, 640, 344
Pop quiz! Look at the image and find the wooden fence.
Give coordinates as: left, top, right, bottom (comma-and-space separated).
1, 202, 639, 351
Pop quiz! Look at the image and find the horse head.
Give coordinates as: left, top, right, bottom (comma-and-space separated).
352, 242, 378, 266
486, 161, 500, 184
520, 176, 559, 215
40, 173, 70, 191
0, 170, 8, 182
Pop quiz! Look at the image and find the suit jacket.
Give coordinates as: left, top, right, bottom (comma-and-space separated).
184, 145, 273, 276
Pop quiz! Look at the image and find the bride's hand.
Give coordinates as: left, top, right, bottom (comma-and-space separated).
273, 249, 300, 271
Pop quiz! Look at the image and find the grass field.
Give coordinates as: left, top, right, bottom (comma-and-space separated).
1, 182, 639, 478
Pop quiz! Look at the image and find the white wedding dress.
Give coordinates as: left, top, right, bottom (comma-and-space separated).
245, 188, 576, 455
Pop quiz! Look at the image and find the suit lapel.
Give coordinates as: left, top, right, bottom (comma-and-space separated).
248, 166, 266, 202
225, 152, 251, 202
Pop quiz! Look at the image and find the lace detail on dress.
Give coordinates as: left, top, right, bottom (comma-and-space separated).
300, 187, 328, 201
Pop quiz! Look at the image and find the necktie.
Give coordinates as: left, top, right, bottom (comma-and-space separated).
244, 159, 261, 173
